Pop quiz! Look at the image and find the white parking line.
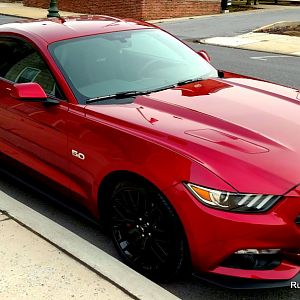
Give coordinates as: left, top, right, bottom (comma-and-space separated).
0, 189, 179, 300
250, 55, 292, 61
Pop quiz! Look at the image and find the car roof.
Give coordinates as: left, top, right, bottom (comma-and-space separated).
0, 15, 154, 44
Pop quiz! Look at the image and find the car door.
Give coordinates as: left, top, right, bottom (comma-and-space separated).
0, 36, 73, 195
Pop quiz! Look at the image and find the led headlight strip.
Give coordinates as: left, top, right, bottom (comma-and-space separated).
185, 183, 282, 212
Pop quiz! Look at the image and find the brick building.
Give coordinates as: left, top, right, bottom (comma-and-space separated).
23, 0, 221, 20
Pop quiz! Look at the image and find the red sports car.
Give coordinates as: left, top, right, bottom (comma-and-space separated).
1, 15, 300, 288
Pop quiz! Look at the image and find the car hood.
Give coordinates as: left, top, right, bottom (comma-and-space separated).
86, 76, 300, 194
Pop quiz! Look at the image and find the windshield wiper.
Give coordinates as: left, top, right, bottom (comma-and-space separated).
86, 84, 176, 104
86, 90, 148, 104
176, 77, 204, 86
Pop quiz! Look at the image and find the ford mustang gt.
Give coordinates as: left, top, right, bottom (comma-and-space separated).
1, 15, 300, 288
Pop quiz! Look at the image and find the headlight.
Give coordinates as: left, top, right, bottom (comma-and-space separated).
185, 183, 282, 212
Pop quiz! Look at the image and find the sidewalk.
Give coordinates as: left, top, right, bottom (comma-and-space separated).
0, 2, 80, 19
155, 5, 300, 57
0, 212, 130, 300
200, 23, 300, 56
0, 188, 178, 300
2, 1, 300, 56
0, 3, 177, 299
149, 4, 298, 23
0, 2, 299, 299
0, 1, 297, 21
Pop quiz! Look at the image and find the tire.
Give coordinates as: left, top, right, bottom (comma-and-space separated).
109, 180, 188, 281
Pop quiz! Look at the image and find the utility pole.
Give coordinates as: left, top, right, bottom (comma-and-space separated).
47, 0, 60, 18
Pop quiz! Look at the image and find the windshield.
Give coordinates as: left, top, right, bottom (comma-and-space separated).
49, 29, 218, 104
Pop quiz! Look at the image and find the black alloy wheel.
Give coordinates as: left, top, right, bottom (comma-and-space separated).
109, 180, 188, 281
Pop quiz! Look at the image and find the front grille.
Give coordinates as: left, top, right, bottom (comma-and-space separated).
221, 253, 281, 270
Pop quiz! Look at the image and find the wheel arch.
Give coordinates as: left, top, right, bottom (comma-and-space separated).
97, 170, 164, 228
97, 169, 192, 276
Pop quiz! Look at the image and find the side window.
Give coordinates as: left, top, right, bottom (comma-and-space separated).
0, 37, 64, 99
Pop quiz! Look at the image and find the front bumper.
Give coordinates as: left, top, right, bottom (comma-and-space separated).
193, 271, 300, 289
165, 183, 300, 284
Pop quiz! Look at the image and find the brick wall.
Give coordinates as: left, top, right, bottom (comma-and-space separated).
142, 0, 221, 20
23, 0, 221, 20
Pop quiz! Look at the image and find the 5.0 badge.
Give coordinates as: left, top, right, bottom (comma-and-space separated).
71, 149, 85, 160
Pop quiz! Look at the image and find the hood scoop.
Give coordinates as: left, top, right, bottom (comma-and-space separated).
185, 129, 269, 154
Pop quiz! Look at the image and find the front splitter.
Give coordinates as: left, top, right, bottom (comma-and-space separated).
193, 272, 300, 289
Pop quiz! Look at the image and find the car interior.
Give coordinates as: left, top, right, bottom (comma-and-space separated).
0, 38, 63, 99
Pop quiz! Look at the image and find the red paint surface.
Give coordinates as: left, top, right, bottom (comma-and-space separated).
1, 16, 300, 281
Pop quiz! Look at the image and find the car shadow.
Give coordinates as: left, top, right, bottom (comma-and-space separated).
0, 173, 299, 299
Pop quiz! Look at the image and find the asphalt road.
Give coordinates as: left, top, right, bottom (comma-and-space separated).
188, 43, 300, 89
158, 6, 300, 39
1, 11, 300, 299
0, 15, 24, 25
1, 10, 299, 88
1, 174, 300, 300
157, 6, 300, 89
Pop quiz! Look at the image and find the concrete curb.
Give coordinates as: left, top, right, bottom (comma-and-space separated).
200, 32, 300, 57
253, 20, 300, 32
0, 13, 31, 19
0, 189, 179, 300
0, 2, 296, 23
148, 5, 295, 23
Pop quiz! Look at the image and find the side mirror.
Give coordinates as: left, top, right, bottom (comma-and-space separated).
197, 50, 211, 63
10, 82, 48, 101
10, 82, 59, 104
